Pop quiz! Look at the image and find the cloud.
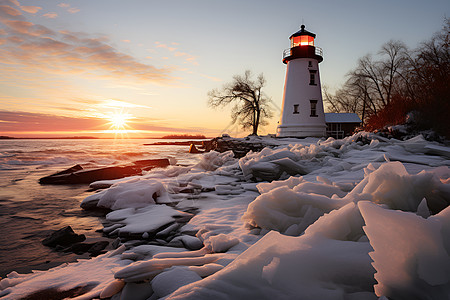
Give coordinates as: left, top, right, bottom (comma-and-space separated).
0, 110, 210, 137
156, 43, 176, 51
100, 99, 152, 109
57, 3, 79, 14
19, 5, 41, 14
0, 2, 172, 84
43, 12, 57, 19
0, 110, 106, 132
67, 7, 80, 14
0, 4, 21, 16
155, 42, 198, 65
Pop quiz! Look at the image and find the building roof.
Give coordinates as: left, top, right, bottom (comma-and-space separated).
290, 25, 316, 39
325, 113, 361, 123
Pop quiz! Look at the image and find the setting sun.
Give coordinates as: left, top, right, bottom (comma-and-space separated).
106, 111, 133, 136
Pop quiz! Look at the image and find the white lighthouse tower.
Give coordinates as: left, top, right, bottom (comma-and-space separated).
277, 25, 326, 137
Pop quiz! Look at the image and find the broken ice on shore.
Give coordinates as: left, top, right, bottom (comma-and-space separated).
1, 132, 449, 300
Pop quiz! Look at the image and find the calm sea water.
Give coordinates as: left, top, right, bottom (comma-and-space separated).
0, 139, 201, 277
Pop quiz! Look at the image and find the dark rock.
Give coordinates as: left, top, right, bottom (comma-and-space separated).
88, 241, 109, 256
112, 237, 121, 249
207, 136, 273, 158
64, 242, 94, 254
42, 226, 86, 247
39, 158, 170, 185
143, 141, 204, 146
189, 143, 203, 153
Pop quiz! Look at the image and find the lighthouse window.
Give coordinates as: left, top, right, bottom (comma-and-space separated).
309, 70, 317, 85
308, 61, 312, 67
310, 100, 318, 117
293, 104, 299, 114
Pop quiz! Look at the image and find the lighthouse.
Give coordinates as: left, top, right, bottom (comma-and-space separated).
277, 25, 326, 138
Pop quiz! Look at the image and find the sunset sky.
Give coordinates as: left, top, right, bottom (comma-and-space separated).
0, 0, 448, 138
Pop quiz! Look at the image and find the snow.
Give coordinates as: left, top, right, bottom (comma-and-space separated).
1, 132, 450, 300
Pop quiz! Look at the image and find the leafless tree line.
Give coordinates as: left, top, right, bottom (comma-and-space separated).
324, 19, 449, 135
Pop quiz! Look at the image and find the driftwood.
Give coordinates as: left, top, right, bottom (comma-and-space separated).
39, 158, 170, 185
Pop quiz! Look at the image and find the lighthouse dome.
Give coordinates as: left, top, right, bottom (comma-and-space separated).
289, 25, 316, 39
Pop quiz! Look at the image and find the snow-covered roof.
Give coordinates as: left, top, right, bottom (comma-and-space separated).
325, 113, 361, 123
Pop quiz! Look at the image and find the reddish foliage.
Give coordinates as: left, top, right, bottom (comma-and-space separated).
364, 94, 414, 131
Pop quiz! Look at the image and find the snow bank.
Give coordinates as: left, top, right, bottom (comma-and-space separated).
243, 161, 450, 236
169, 203, 376, 300
2, 133, 450, 300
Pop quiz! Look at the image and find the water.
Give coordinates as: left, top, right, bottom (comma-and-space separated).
0, 139, 201, 277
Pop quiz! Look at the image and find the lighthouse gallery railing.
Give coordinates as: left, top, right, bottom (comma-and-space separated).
282, 46, 323, 60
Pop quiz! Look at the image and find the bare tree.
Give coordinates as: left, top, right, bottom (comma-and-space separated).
324, 40, 408, 125
208, 70, 273, 136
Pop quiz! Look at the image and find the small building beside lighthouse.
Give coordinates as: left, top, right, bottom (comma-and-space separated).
277, 25, 326, 138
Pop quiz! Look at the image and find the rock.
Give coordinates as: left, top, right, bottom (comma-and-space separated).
208, 136, 273, 158
112, 237, 122, 249
189, 144, 203, 154
39, 158, 170, 185
88, 241, 110, 256
42, 226, 86, 247
64, 242, 94, 254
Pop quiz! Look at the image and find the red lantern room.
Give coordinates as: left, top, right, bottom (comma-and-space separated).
283, 25, 323, 64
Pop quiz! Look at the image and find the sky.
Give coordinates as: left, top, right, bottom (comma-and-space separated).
0, 0, 448, 138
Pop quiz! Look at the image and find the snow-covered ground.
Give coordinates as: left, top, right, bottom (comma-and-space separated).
1, 132, 449, 300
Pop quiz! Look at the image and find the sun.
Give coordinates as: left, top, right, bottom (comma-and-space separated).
106, 111, 133, 137
110, 112, 128, 130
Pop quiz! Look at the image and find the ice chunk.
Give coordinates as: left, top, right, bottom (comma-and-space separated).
114, 254, 223, 282
346, 162, 450, 213
304, 202, 365, 242
99, 279, 125, 299
81, 178, 171, 210
105, 205, 189, 237
188, 263, 223, 277
242, 186, 349, 234
193, 150, 236, 171
359, 201, 450, 299
120, 281, 153, 300
151, 266, 202, 298
256, 176, 304, 194
416, 198, 431, 218
204, 233, 239, 253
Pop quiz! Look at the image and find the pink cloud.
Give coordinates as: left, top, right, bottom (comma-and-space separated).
156, 43, 176, 51
43, 12, 57, 19
0, 2, 173, 84
0, 110, 107, 132
0, 4, 21, 16
57, 3, 80, 14
19, 5, 42, 14
67, 7, 80, 13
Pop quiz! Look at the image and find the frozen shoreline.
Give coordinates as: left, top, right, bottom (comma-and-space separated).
1, 132, 450, 299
